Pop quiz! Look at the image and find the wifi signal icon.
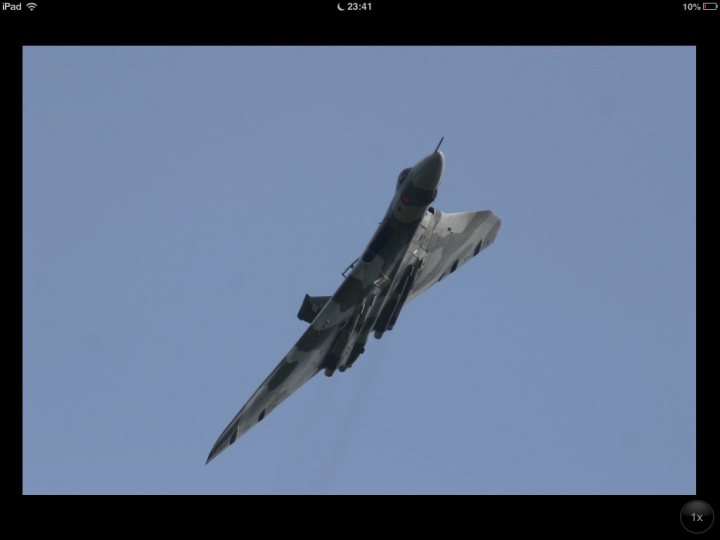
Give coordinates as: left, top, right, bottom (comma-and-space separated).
26, 2, 37, 10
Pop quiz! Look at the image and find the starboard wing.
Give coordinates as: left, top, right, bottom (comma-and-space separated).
407, 210, 500, 303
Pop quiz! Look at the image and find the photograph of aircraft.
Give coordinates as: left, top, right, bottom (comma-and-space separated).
207, 140, 501, 463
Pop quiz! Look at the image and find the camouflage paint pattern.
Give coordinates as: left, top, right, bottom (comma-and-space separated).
206, 148, 500, 463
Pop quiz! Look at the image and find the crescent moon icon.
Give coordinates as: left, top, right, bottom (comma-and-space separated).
337, 2, 345, 10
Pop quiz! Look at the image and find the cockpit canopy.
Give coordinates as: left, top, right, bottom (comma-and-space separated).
396, 168, 410, 189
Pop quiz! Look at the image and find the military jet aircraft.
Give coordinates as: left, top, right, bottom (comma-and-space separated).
206, 140, 500, 463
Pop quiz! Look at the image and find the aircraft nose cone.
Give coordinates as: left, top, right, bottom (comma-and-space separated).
413, 151, 444, 190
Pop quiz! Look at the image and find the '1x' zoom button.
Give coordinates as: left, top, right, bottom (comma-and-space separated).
681, 500, 714, 534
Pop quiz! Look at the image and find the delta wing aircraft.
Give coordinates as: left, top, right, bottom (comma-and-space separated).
207, 140, 500, 463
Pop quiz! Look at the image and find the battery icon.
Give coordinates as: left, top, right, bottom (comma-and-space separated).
703, 2, 718, 9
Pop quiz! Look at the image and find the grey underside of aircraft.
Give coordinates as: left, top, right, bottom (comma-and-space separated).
206, 145, 500, 463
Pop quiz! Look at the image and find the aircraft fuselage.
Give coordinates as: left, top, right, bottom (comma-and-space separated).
317, 150, 445, 375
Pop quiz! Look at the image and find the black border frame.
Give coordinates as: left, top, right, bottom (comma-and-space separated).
6, 2, 714, 535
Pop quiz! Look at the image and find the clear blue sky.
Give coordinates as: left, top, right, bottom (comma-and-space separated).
23, 47, 695, 494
